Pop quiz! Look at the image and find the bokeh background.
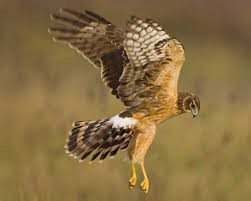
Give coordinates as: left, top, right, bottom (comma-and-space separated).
1, 0, 251, 200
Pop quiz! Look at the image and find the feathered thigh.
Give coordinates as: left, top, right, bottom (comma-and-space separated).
127, 122, 156, 163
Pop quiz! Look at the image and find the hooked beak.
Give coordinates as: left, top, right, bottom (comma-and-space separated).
191, 107, 198, 118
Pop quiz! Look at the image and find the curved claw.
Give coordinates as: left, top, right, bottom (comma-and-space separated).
140, 178, 149, 193
140, 162, 149, 193
129, 175, 137, 189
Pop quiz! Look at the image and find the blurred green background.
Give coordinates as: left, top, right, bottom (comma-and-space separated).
1, 0, 251, 200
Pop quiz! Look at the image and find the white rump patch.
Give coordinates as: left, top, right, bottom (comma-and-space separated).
109, 115, 138, 128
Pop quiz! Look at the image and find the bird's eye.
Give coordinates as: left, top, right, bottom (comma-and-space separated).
190, 103, 196, 109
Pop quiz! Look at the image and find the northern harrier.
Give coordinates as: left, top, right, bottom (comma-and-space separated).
49, 9, 200, 193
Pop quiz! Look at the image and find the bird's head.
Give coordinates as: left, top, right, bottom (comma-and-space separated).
178, 93, 200, 117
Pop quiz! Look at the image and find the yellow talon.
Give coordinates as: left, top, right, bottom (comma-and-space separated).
129, 163, 137, 189
140, 178, 149, 193
140, 162, 149, 193
129, 175, 137, 189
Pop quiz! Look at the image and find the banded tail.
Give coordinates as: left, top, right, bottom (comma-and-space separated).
65, 115, 138, 162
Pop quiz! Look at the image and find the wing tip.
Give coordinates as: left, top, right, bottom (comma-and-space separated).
59, 7, 67, 13
47, 27, 56, 34
49, 13, 55, 20
59, 7, 77, 15
50, 12, 63, 21
47, 27, 52, 34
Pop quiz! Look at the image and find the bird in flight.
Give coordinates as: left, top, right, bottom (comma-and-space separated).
49, 8, 200, 193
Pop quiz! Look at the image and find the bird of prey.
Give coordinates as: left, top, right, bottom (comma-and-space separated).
49, 8, 200, 193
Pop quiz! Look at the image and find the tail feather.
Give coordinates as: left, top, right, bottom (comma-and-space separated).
65, 115, 137, 162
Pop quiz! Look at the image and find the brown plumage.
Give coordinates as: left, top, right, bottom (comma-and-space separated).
49, 9, 200, 193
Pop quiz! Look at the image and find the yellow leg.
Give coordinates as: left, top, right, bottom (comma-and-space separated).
128, 162, 137, 189
140, 162, 149, 193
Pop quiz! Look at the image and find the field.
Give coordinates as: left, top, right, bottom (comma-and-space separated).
1, 1, 251, 200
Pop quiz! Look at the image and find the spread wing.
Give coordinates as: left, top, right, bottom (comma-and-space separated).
117, 16, 185, 107
49, 10, 185, 107
49, 8, 129, 97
